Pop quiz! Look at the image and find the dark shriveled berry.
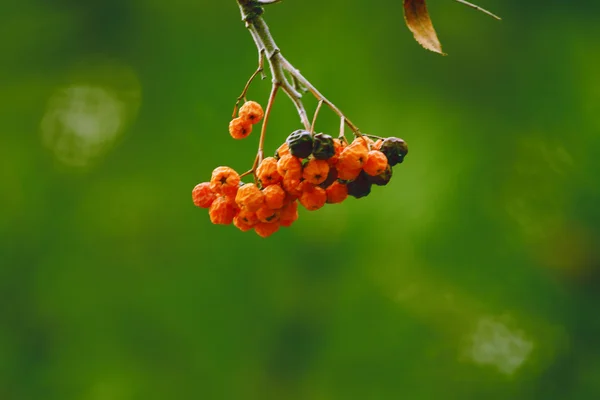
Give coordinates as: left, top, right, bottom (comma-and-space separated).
347, 171, 372, 199
380, 137, 408, 166
312, 133, 335, 160
286, 130, 313, 158
367, 165, 393, 186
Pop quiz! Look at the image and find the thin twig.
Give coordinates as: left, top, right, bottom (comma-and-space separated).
365, 134, 384, 140
291, 74, 307, 94
279, 56, 362, 137
257, 83, 280, 166
281, 85, 311, 130
454, 0, 501, 20
310, 100, 324, 135
240, 169, 254, 179
232, 49, 265, 118
339, 117, 347, 142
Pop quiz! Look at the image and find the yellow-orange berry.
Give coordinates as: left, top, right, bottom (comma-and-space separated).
239, 101, 264, 124
363, 150, 389, 176
210, 166, 240, 198
326, 181, 348, 204
229, 117, 252, 140
279, 200, 299, 227
276, 142, 290, 159
254, 222, 280, 238
277, 154, 302, 180
298, 182, 327, 211
256, 204, 280, 223
192, 182, 216, 208
257, 157, 282, 186
233, 210, 258, 232
282, 177, 303, 197
302, 159, 330, 185
235, 183, 265, 212
338, 142, 369, 171
263, 184, 286, 210
209, 196, 238, 225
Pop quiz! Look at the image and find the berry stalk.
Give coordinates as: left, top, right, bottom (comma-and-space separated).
236, 0, 362, 137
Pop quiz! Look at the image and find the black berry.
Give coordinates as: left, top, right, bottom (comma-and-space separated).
347, 171, 372, 199
380, 137, 408, 166
286, 130, 313, 159
312, 133, 335, 160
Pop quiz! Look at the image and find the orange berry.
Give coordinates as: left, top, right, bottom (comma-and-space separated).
277, 154, 302, 180
372, 139, 384, 151
239, 101, 264, 124
235, 183, 265, 212
276, 142, 290, 159
263, 184, 286, 210
337, 166, 362, 181
256, 204, 280, 223
328, 138, 345, 165
279, 200, 299, 227
209, 196, 238, 225
298, 182, 327, 211
337, 142, 368, 178
192, 182, 216, 208
210, 166, 240, 198
257, 157, 282, 187
282, 176, 303, 197
302, 159, 330, 185
254, 222, 280, 238
352, 136, 371, 149
363, 150, 389, 176
233, 210, 258, 232
229, 117, 252, 140
326, 181, 348, 204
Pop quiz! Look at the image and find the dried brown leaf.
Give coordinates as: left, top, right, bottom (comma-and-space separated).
403, 0, 446, 55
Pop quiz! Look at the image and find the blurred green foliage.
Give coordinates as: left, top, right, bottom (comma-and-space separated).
1, 0, 600, 399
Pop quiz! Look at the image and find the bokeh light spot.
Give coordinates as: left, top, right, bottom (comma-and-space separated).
40, 62, 140, 168
465, 316, 534, 376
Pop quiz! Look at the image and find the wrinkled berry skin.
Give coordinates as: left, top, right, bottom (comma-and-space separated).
367, 165, 393, 186
286, 130, 313, 158
380, 137, 408, 166
312, 133, 335, 160
347, 171, 372, 199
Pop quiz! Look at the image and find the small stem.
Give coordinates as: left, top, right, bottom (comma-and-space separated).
339, 116, 346, 141
365, 134, 384, 140
257, 83, 280, 166
281, 85, 311, 130
310, 100, 324, 135
292, 74, 307, 94
454, 0, 501, 20
232, 50, 265, 118
240, 169, 254, 179
279, 56, 362, 136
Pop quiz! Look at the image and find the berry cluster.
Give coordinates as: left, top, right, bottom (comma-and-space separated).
192, 101, 408, 238
229, 101, 264, 139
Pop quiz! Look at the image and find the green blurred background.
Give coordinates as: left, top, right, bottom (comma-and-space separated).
2, 0, 600, 399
